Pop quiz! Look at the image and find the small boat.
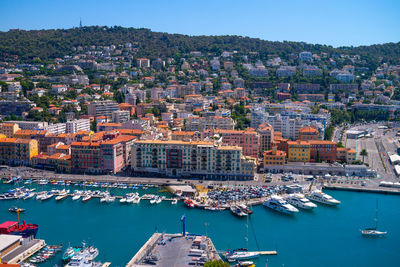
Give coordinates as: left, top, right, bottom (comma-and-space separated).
36, 191, 47, 200
171, 199, 178, 205
237, 204, 253, 214
132, 195, 141, 204
230, 205, 248, 217
41, 192, 54, 201
82, 194, 92, 202
72, 191, 82, 201
23, 193, 35, 200
236, 261, 255, 267
184, 199, 196, 208
224, 249, 259, 262
150, 197, 157, 204
62, 246, 82, 263
361, 199, 387, 237
156, 196, 162, 204
9, 206, 25, 213
306, 190, 340, 206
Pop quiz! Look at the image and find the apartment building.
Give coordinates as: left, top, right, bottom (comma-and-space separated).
258, 123, 274, 155
131, 140, 255, 180
66, 119, 91, 134
299, 126, 319, 141
263, 146, 286, 166
71, 138, 125, 174
202, 129, 259, 158
0, 138, 38, 165
185, 116, 235, 131
309, 140, 337, 163
6, 121, 48, 130
112, 110, 130, 123
88, 100, 119, 118
0, 123, 20, 137
287, 141, 310, 162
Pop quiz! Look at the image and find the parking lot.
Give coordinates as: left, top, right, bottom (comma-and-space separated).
345, 123, 399, 183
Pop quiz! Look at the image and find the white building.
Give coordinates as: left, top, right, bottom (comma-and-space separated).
66, 119, 90, 133
52, 84, 68, 94
46, 123, 66, 134
7, 121, 48, 130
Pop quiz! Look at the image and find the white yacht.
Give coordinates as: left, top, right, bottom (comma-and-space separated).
171, 199, 178, 205
286, 194, 317, 210
263, 195, 299, 214
306, 190, 340, 206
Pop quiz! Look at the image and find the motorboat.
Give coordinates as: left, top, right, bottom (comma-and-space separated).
82, 193, 92, 202
171, 199, 178, 205
286, 193, 317, 209
36, 191, 47, 200
9, 206, 25, 213
155, 196, 162, 204
306, 190, 340, 206
150, 197, 157, 204
230, 205, 248, 217
72, 191, 82, 201
41, 192, 54, 201
132, 195, 141, 204
263, 195, 299, 214
23, 192, 35, 200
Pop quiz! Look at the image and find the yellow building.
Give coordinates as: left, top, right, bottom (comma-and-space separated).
287, 140, 310, 162
299, 126, 319, 141
263, 146, 286, 166
0, 138, 38, 165
0, 123, 20, 137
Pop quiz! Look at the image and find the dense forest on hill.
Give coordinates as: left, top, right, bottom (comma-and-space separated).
0, 26, 399, 65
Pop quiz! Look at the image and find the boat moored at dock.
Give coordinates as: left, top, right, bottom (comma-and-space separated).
286, 194, 317, 209
306, 190, 340, 206
263, 195, 299, 214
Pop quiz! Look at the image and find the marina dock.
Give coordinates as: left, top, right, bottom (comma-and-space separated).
126, 233, 220, 267
323, 184, 400, 195
2, 238, 46, 264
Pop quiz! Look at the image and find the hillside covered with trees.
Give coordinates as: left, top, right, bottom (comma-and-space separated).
1, 26, 399, 66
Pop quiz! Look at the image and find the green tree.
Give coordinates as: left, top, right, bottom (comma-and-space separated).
91, 119, 97, 132
360, 149, 368, 163
203, 260, 230, 267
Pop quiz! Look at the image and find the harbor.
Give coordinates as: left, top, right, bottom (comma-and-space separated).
0, 180, 399, 266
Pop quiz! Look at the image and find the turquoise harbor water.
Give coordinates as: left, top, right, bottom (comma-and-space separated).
1, 183, 400, 267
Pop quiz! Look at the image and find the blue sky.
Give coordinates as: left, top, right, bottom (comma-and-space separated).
0, 0, 399, 47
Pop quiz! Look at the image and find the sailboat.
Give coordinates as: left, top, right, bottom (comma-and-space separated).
224, 208, 260, 262
361, 199, 387, 237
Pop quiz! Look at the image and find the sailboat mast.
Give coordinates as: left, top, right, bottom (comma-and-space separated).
246, 212, 249, 250
375, 199, 379, 229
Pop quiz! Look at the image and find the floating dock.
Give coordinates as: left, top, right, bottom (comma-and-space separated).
126, 233, 220, 267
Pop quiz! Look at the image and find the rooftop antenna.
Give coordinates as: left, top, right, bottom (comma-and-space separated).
80, 18, 82, 28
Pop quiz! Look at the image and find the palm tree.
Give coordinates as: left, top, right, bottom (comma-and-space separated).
360, 149, 368, 163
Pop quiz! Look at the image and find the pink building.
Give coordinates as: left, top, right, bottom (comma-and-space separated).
71, 136, 127, 174
203, 129, 259, 158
